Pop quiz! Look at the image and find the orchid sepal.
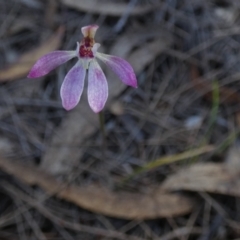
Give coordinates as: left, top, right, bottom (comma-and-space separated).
96, 52, 138, 88
60, 62, 86, 111
88, 60, 108, 113
27, 51, 76, 78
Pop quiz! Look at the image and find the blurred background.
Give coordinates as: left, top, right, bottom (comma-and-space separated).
1, 0, 240, 239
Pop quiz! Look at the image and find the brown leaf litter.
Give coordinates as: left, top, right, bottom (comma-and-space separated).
0, 156, 194, 220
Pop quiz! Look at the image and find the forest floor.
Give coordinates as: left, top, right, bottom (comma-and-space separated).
1, 0, 240, 239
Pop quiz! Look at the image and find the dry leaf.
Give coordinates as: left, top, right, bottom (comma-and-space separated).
45, 0, 58, 28
61, 0, 156, 16
41, 32, 173, 174
0, 27, 64, 81
190, 65, 240, 104
0, 157, 194, 220
225, 143, 240, 175
162, 162, 240, 197
6, 18, 34, 36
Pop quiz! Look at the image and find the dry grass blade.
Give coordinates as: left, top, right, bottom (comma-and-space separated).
61, 0, 155, 16
0, 27, 64, 81
142, 145, 214, 170
124, 145, 215, 181
0, 157, 194, 220
156, 227, 202, 240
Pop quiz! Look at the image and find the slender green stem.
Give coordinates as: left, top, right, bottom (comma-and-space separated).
205, 79, 220, 140
188, 80, 219, 164
98, 111, 106, 155
99, 111, 105, 138
118, 145, 214, 187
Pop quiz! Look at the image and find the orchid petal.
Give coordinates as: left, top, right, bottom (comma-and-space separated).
88, 60, 108, 113
96, 53, 137, 88
28, 51, 76, 78
60, 61, 86, 111
81, 25, 99, 38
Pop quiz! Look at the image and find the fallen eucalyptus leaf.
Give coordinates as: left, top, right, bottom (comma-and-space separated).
61, 0, 156, 16
163, 162, 240, 197
0, 157, 194, 220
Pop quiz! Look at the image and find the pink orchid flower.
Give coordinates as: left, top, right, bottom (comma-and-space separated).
28, 25, 137, 113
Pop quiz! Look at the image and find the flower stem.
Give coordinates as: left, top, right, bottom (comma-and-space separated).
98, 111, 106, 155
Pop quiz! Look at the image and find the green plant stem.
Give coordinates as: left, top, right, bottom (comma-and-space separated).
189, 80, 219, 164
205, 79, 220, 141
98, 111, 106, 156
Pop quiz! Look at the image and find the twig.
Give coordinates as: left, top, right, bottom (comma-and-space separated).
114, 0, 138, 33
